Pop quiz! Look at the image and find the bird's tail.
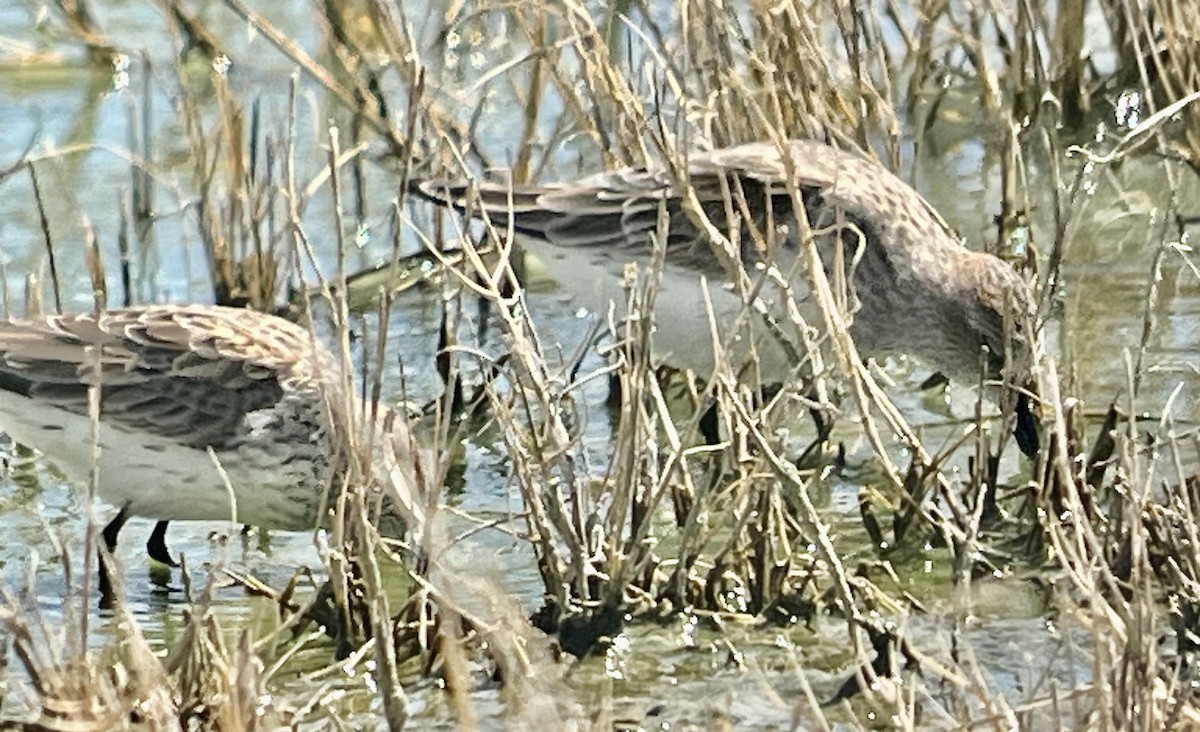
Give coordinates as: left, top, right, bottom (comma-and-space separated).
411, 178, 565, 240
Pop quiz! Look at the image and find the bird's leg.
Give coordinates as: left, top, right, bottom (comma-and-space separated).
698, 384, 834, 457
146, 520, 178, 567
794, 412, 824, 467
790, 379, 839, 469
1014, 391, 1039, 457
98, 505, 131, 608
811, 406, 834, 443
436, 299, 465, 415
699, 401, 721, 446
101, 505, 129, 554
795, 405, 837, 468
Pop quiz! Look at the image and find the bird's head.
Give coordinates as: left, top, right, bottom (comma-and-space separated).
949, 254, 1040, 457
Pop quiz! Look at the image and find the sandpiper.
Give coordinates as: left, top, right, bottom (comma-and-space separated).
0, 305, 422, 592
416, 139, 1038, 453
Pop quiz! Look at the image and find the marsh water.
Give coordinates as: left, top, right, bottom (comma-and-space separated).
1, 1, 1198, 728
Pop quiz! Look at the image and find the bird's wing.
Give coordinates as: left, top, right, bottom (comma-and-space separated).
0, 306, 322, 449
416, 142, 886, 273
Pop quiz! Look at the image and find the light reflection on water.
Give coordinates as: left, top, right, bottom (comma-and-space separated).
0, 1, 1197, 727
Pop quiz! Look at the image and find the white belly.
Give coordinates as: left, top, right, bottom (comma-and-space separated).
522, 239, 811, 383
0, 391, 324, 530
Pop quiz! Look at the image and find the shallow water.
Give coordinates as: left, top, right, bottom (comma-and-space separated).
0, 1, 1198, 728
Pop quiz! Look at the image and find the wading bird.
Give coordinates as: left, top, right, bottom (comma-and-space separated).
0, 305, 422, 602
415, 139, 1039, 455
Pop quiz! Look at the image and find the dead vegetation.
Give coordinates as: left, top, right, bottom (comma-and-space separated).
0, 0, 1199, 729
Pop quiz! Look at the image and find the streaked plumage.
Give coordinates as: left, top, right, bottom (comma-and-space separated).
416, 139, 1035, 387
0, 305, 421, 536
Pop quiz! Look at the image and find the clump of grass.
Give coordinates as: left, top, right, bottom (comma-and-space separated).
0, 527, 303, 729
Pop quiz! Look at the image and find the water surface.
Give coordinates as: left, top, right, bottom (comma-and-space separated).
0, 1, 1197, 728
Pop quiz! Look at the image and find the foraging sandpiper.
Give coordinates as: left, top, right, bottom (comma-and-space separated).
416, 139, 1038, 453
0, 305, 422, 589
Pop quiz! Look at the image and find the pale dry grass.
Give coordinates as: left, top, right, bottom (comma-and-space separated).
3, 0, 1200, 730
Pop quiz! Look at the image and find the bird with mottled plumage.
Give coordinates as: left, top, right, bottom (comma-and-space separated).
415, 139, 1038, 453
0, 305, 423, 567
